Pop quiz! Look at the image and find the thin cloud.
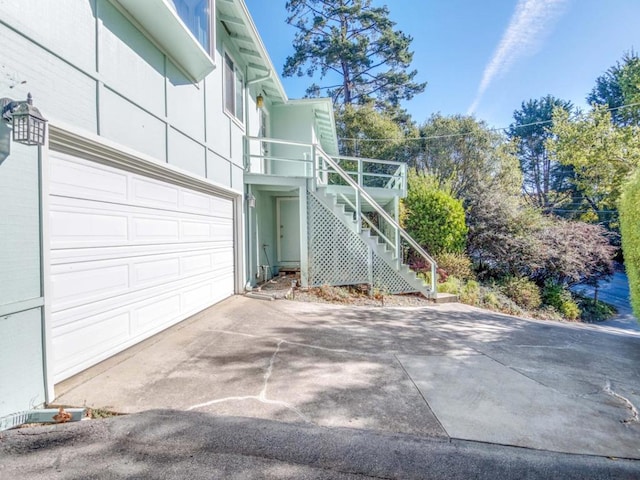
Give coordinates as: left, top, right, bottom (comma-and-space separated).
467, 0, 569, 115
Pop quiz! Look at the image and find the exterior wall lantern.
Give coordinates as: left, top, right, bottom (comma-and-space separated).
1, 93, 48, 146
256, 94, 264, 109
246, 193, 256, 208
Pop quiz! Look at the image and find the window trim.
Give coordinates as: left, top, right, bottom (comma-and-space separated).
170, 0, 216, 57
223, 51, 245, 128
111, 0, 215, 81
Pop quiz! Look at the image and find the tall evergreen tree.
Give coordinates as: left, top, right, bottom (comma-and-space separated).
508, 95, 574, 212
283, 0, 426, 112
587, 51, 640, 126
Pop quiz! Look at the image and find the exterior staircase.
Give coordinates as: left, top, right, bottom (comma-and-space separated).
308, 146, 458, 301
311, 187, 435, 298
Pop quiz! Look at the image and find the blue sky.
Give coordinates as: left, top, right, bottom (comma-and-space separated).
244, 0, 639, 128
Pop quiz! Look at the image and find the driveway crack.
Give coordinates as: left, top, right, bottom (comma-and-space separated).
186, 339, 312, 424
604, 380, 640, 424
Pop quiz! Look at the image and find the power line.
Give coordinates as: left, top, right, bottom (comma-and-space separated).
338, 102, 640, 143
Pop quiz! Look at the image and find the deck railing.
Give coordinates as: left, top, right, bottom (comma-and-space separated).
245, 136, 406, 193
244, 135, 436, 296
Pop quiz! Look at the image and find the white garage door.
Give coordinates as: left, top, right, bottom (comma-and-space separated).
48, 151, 236, 383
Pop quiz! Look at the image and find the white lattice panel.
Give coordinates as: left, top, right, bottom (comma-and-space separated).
307, 192, 418, 294
308, 193, 369, 286
372, 256, 417, 294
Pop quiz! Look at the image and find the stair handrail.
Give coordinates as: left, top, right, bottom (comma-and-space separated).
313, 145, 437, 296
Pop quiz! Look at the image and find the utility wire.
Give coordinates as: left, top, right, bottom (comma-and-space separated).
338, 101, 640, 143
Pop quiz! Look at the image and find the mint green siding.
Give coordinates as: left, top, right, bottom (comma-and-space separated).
0, 0, 268, 415
0, 309, 45, 416
0, 142, 45, 416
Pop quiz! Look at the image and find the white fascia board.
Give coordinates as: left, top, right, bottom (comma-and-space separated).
235, 0, 288, 102
111, 0, 215, 81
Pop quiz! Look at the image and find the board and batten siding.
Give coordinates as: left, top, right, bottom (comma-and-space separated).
0, 138, 46, 417
0, 0, 265, 414
0, 0, 249, 188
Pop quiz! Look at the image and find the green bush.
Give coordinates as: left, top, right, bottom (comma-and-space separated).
403, 171, 467, 255
620, 168, 640, 319
500, 277, 542, 310
541, 282, 581, 320
437, 276, 462, 295
460, 280, 480, 305
576, 295, 617, 323
435, 252, 474, 281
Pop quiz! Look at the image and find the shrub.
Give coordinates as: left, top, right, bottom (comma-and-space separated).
437, 276, 462, 295
435, 252, 474, 281
460, 280, 480, 305
576, 295, 617, 323
500, 277, 542, 310
403, 171, 467, 255
467, 189, 615, 286
541, 282, 581, 320
560, 299, 581, 321
620, 168, 640, 318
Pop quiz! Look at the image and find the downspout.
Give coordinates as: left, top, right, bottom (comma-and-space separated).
243, 69, 273, 289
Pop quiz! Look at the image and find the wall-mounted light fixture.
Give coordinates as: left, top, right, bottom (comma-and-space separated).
246, 193, 256, 208
1, 93, 48, 146
256, 94, 264, 109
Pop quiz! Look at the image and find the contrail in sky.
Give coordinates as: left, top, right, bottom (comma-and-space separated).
467, 0, 569, 115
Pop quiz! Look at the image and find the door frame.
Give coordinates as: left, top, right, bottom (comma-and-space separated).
276, 196, 301, 265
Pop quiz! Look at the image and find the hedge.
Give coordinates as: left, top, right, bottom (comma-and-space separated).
620, 168, 640, 319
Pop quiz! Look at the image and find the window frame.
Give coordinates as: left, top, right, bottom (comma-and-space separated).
223, 51, 245, 127
171, 0, 216, 57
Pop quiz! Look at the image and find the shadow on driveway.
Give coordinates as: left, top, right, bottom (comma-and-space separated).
53, 296, 640, 459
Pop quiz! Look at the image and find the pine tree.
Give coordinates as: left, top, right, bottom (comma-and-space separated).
283, 0, 426, 112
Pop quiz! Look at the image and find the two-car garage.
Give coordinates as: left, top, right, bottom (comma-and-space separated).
46, 138, 239, 384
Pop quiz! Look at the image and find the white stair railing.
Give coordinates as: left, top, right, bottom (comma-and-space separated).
313, 145, 437, 297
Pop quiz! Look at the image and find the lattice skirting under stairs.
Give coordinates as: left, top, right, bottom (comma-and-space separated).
307, 192, 417, 294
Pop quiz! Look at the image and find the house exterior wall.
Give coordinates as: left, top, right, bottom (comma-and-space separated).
0, 0, 255, 189
0, 139, 46, 417
270, 106, 313, 176
0, 0, 268, 416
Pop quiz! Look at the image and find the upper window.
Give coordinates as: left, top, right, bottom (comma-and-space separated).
224, 53, 244, 123
172, 0, 212, 53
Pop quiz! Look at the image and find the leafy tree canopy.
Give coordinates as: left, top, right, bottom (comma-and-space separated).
283, 0, 426, 112
416, 114, 522, 200
547, 105, 640, 226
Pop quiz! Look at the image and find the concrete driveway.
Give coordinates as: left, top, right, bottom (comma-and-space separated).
54, 296, 640, 459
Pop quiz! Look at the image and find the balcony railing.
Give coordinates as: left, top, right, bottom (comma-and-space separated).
244, 136, 406, 194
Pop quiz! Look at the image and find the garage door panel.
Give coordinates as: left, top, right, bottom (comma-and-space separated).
50, 154, 129, 203
182, 189, 216, 215
51, 247, 233, 313
132, 176, 180, 210
51, 273, 233, 382
51, 263, 130, 310
51, 196, 234, 249
132, 216, 181, 242
53, 311, 131, 377
50, 242, 227, 264
49, 151, 237, 383
133, 294, 182, 334
51, 209, 129, 247
133, 257, 181, 286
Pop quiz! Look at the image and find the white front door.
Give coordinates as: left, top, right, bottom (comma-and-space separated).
48, 151, 236, 383
276, 197, 300, 264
